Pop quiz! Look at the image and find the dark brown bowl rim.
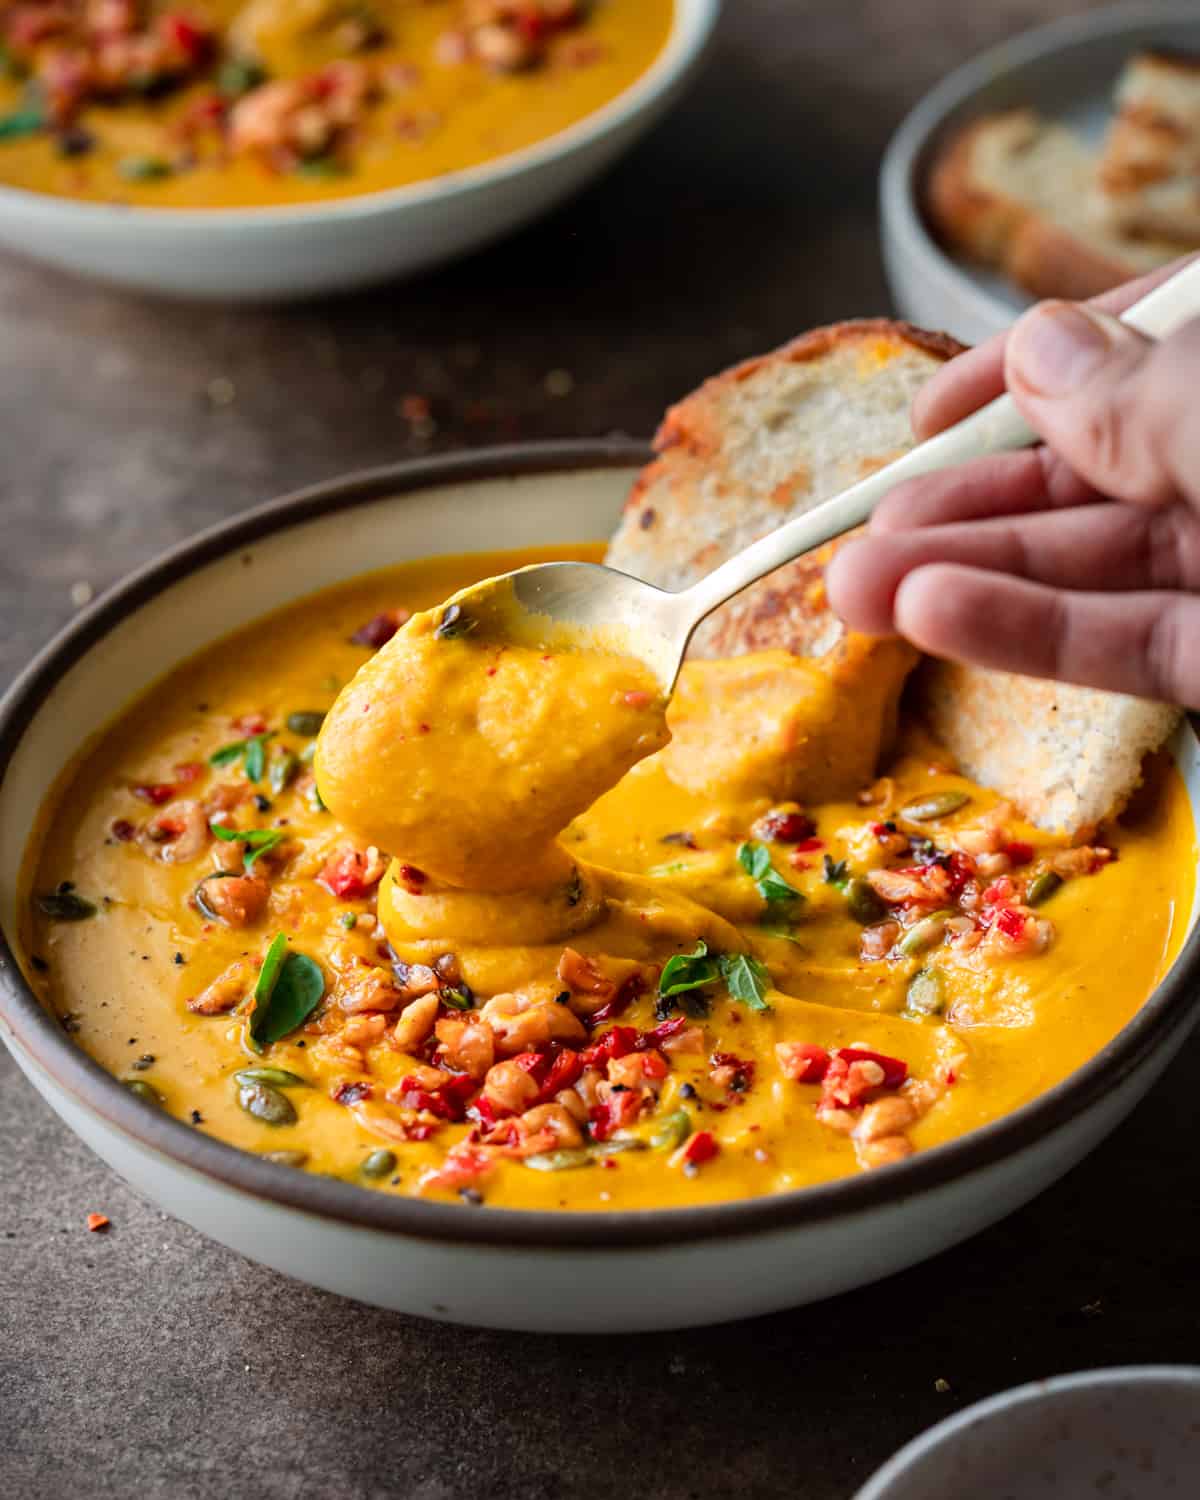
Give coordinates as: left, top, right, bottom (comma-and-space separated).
2, 440, 1199, 1251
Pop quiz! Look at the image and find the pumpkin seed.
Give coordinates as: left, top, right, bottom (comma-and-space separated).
37, 886, 96, 922
124, 1079, 162, 1105
435, 603, 477, 639
361, 1148, 397, 1180
897, 911, 952, 957
650, 1109, 691, 1151
260, 1149, 308, 1168
845, 876, 887, 925
901, 790, 970, 822
590, 1137, 648, 1158
523, 1148, 593, 1172
234, 1066, 307, 1089
237, 1080, 297, 1126
118, 154, 171, 181
1027, 870, 1063, 907
268, 749, 299, 795
905, 967, 946, 1018
286, 710, 325, 738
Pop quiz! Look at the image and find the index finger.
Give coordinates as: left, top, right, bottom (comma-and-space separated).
911, 254, 1200, 439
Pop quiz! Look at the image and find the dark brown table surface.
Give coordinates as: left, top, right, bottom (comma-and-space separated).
3, 3, 1197, 1496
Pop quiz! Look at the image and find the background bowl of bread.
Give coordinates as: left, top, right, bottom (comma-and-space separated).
3, 317, 1200, 1330
881, 0, 1200, 344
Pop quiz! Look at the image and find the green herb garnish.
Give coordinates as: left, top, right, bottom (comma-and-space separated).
210, 820, 285, 871
36, 884, 97, 922
286, 710, 325, 738
737, 841, 803, 906
296, 154, 346, 179
117, 154, 172, 181
209, 731, 273, 781
658, 939, 773, 1015
217, 57, 266, 98
249, 934, 325, 1047
822, 854, 849, 887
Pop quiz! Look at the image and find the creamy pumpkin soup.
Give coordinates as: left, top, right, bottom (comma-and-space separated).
21, 545, 1196, 1211
0, 1, 672, 208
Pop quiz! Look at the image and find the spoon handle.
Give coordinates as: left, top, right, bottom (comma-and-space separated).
678, 256, 1200, 629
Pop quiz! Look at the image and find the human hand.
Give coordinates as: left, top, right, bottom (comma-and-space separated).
825, 256, 1200, 708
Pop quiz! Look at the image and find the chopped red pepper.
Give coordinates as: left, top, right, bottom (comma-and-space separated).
397, 1070, 476, 1121
835, 1047, 908, 1090
110, 818, 136, 842
535, 1048, 584, 1102
351, 608, 412, 648
992, 905, 1028, 942
754, 809, 816, 844
588, 1089, 641, 1141
587, 971, 645, 1026
580, 1025, 638, 1069
679, 1130, 719, 1167
133, 783, 176, 805
776, 1042, 831, 1083
1004, 841, 1035, 867
174, 761, 204, 784
793, 836, 825, 853
640, 1015, 687, 1048
86, 1213, 110, 1232
318, 847, 382, 900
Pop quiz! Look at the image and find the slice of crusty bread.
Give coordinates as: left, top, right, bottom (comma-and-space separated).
607, 320, 963, 660
1095, 50, 1200, 243
608, 319, 1183, 837
917, 663, 1180, 839
927, 109, 1186, 300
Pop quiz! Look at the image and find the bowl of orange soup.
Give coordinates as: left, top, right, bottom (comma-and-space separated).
0, 1, 716, 298
2, 445, 1200, 1332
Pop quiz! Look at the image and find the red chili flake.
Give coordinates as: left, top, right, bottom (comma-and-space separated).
777, 1043, 831, 1083
580, 1025, 638, 1069
587, 972, 645, 1026
133, 783, 176, 805
945, 1069, 957, 1087
640, 1015, 687, 1049
981, 876, 1016, 906
397, 1070, 476, 1121
332, 1080, 372, 1106
351, 608, 411, 648
110, 819, 136, 842
588, 1089, 641, 1141
710, 1050, 755, 1091
755, 810, 817, 844
232, 713, 268, 736
86, 1213, 110, 1233
1004, 841, 1035, 867
794, 837, 825, 853
836, 1047, 908, 1091
318, 847, 382, 901
680, 1131, 718, 1167
174, 761, 204, 784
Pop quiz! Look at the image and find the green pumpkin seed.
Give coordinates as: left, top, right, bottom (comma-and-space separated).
268, 749, 300, 795
260, 1149, 308, 1167
905, 967, 946, 1018
435, 603, 477, 639
234, 1066, 308, 1089
901, 790, 971, 822
118, 154, 171, 181
1027, 870, 1063, 907
286, 710, 325, 738
897, 911, 952, 958
650, 1108, 691, 1151
124, 1079, 162, 1105
37, 887, 96, 922
845, 876, 887, 925
589, 1137, 648, 1159
361, 1148, 397, 1180
523, 1148, 593, 1172
237, 1080, 297, 1126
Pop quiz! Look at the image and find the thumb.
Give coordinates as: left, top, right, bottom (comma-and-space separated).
1004, 301, 1200, 510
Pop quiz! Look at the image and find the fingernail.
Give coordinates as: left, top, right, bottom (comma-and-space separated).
1007, 304, 1115, 397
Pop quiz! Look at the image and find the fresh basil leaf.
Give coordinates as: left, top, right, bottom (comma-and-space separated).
250, 938, 324, 1046
209, 822, 284, 871
717, 952, 772, 1013
209, 739, 248, 766
268, 749, 299, 795
759, 919, 803, 944
243, 735, 268, 781
658, 940, 720, 999
737, 840, 803, 906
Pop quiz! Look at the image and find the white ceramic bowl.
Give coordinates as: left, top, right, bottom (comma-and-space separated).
2, 446, 1200, 1332
0, 1, 719, 301
856, 1366, 1200, 1499
880, 1, 1200, 345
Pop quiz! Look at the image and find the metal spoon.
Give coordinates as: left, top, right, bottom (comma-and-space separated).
459, 259, 1200, 692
